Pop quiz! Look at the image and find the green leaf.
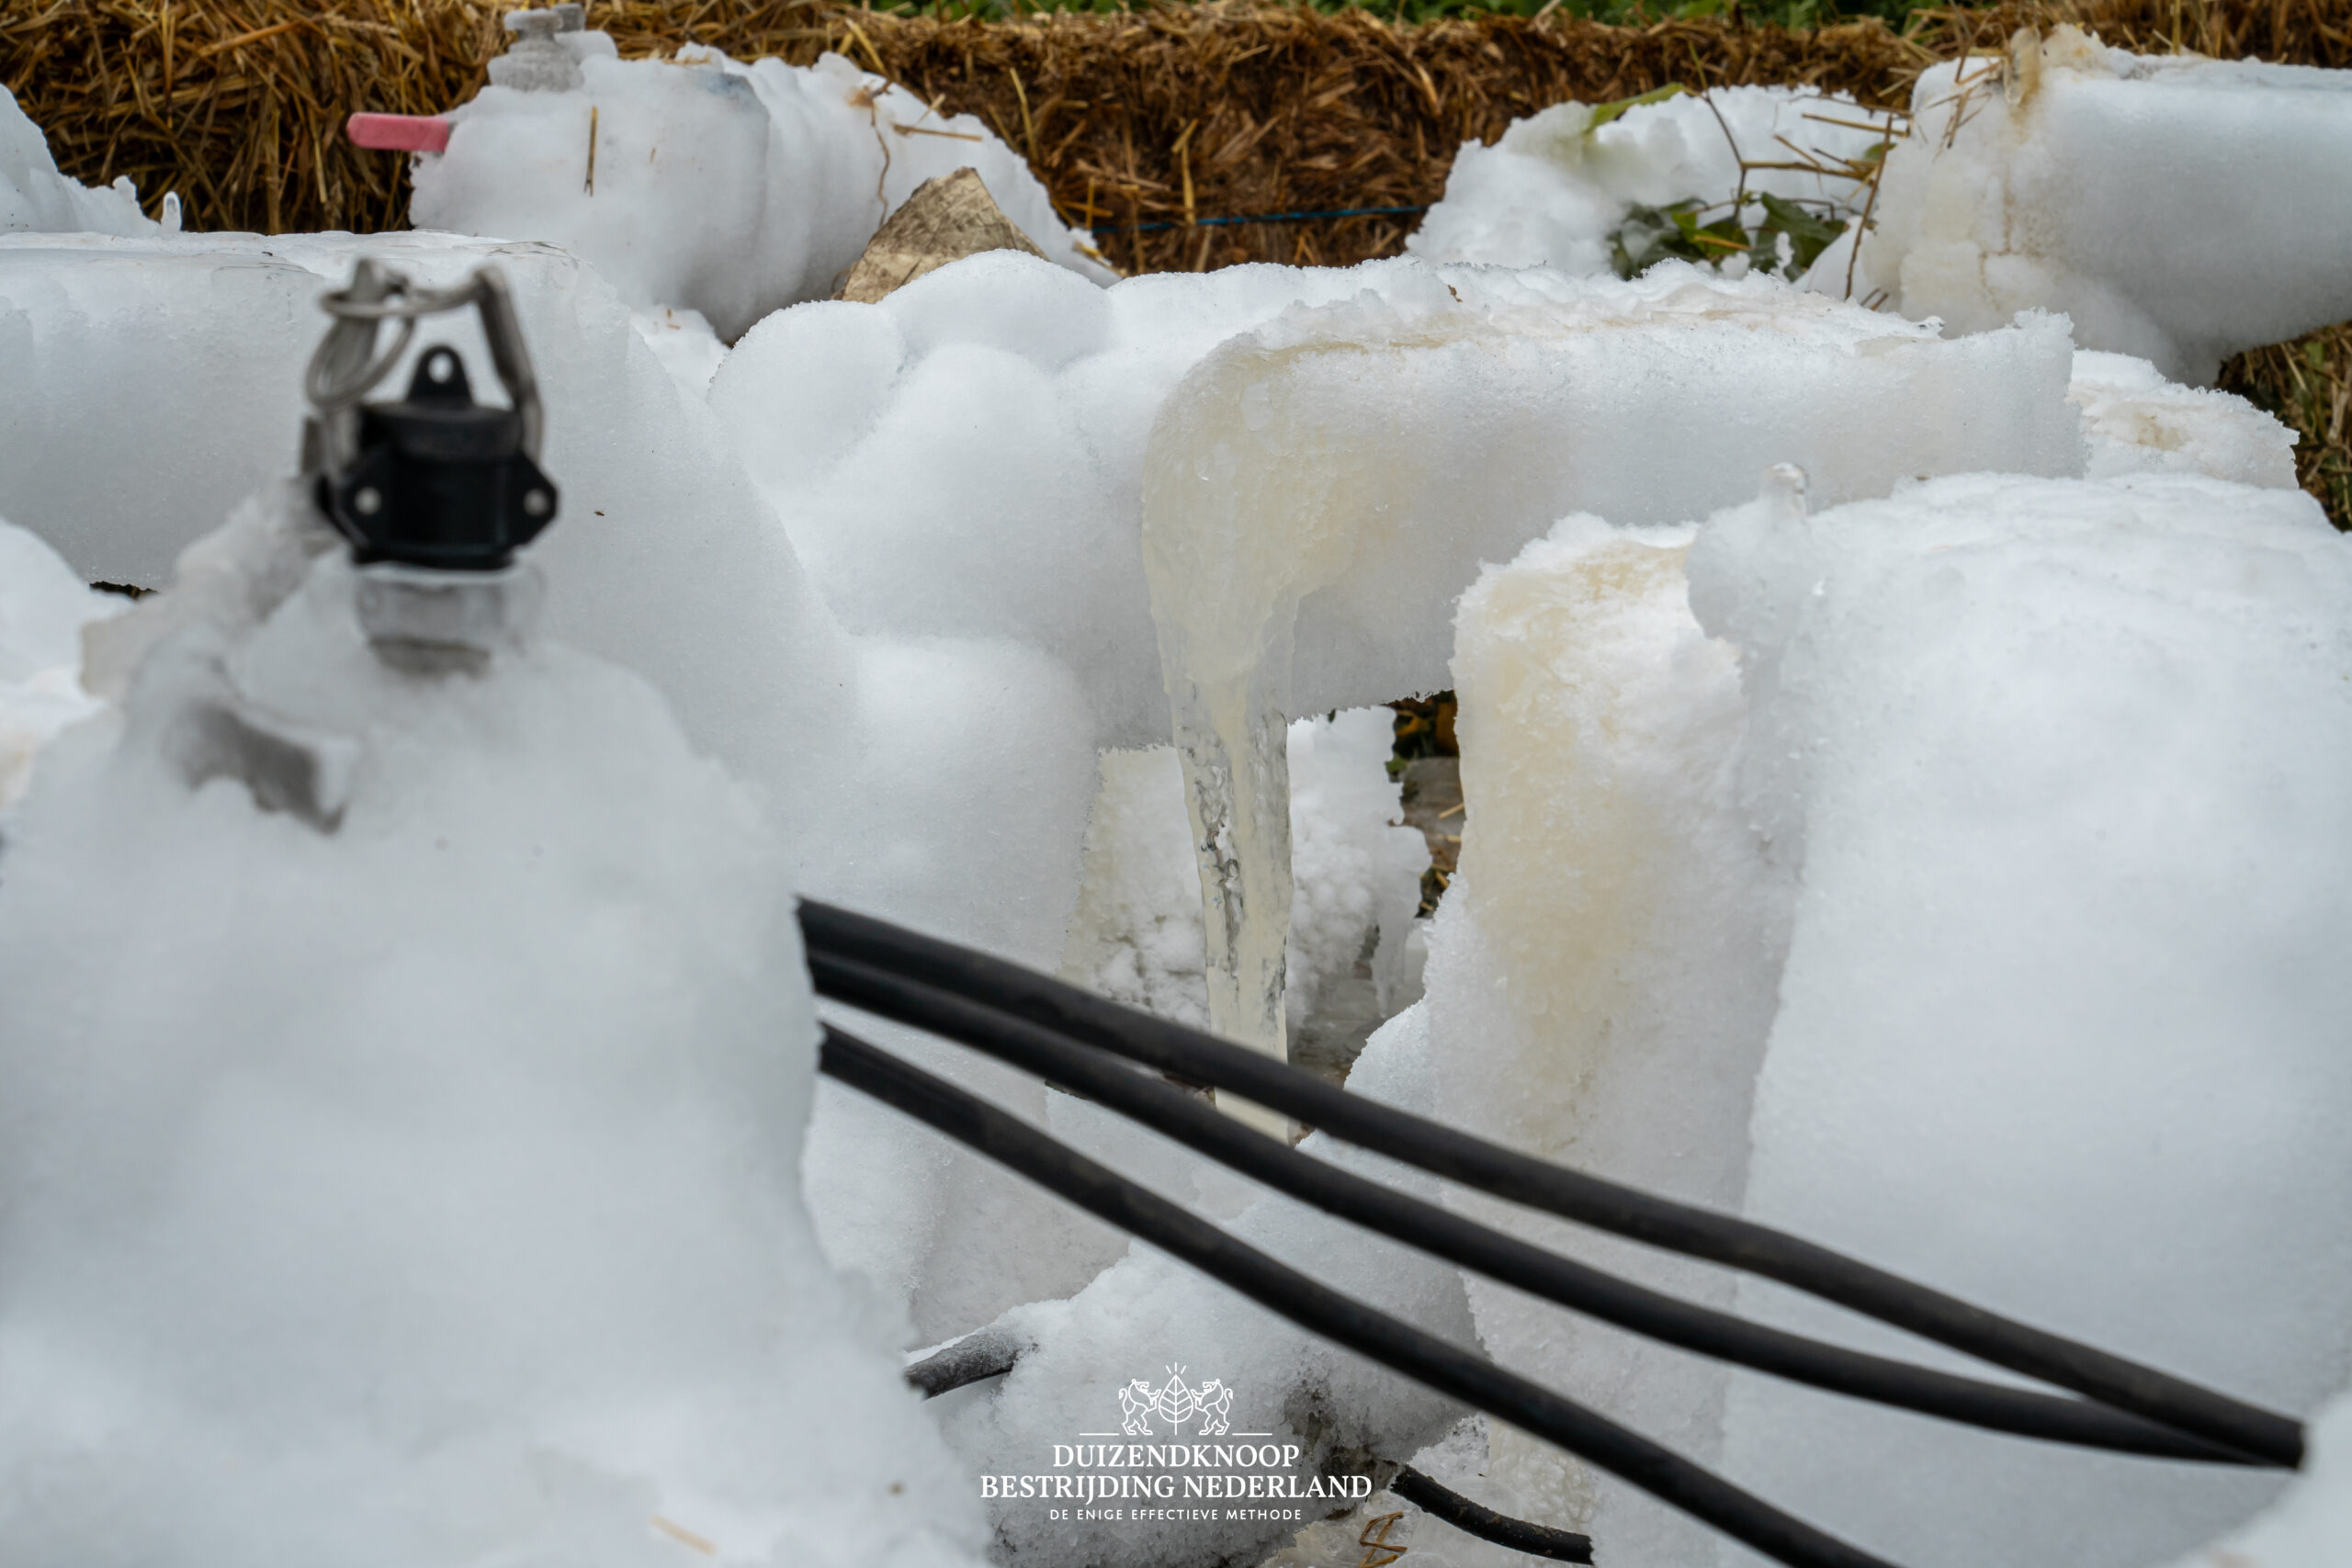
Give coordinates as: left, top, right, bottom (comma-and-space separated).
1693, 215, 1751, 254
1586, 83, 1687, 134
1752, 191, 1849, 276
1758, 192, 1842, 243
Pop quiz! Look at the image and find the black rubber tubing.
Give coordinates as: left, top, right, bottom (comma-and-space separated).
1391, 1464, 1596, 1564
810, 949, 2253, 1465
797, 899, 2305, 1470
818, 1021, 1905, 1568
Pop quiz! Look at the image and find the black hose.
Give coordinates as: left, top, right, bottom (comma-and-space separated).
811, 949, 2249, 1464
798, 899, 2303, 1470
818, 1022, 1905, 1568
1391, 1465, 1596, 1564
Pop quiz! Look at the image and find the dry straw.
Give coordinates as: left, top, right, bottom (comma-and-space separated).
2, 0, 2346, 524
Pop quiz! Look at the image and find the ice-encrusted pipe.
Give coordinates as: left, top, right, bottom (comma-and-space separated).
1830, 26, 2352, 384
1138, 271, 2080, 1121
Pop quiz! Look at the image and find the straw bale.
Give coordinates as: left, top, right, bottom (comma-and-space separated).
1, 0, 2346, 526
24, 0, 2346, 254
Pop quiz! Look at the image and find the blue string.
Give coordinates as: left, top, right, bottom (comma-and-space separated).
1089, 203, 1430, 234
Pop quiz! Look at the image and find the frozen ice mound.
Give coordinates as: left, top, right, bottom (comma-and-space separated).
798, 631, 1115, 1344
0, 85, 162, 237
2070, 348, 2300, 487
410, 40, 1111, 340
1408, 85, 1893, 277
715, 252, 2082, 751
0, 229, 1122, 1350
1408, 511, 1789, 1564
1837, 26, 2352, 383
709, 249, 1466, 750
0, 499, 988, 1566
1683, 470, 2352, 1567
0, 514, 124, 806
933, 1005, 1475, 1568
630, 304, 729, 395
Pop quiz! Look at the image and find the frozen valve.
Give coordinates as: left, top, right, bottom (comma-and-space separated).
307, 260, 560, 571
326, 344, 557, 570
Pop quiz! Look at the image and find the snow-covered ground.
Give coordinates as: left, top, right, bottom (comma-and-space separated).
2, 32, 2349, 1568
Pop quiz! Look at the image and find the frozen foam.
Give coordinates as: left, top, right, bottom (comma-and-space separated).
410, 41, 1110, 339
1838, 28, 2352, 382
0, 513, 988, 1568
1687, 470, 2352, 1567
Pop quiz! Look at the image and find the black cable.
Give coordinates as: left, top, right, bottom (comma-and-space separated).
1391, 1465, 1595, 1564
797, 899, 2304, 1471
819, 1021, 1905, 1568
811, 950, 2251, 1465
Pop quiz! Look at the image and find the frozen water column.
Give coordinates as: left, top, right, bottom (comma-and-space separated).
1842, 27, 2352, 383
1413, 503, 1792, 1564
1138, 265, 2079, 1091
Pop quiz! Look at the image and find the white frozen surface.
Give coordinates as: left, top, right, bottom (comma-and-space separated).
2068, 348, 2299, 488
1414, 512, 1787, 1563
710, 251, 1438, 750
798, 631, 1113, 1343
412, 43, 1110, 340
2165, 1391, 2352, 1567
0, 228, 1123, 1352
1844, 28, 2352, 383
1409, 85, 1891, 276
0, 503, 987, 1568
1686, 470, 2352, 1567
0, 85, 158, 237
630, 304, 729, 396
1138, 261, 2076, 1063
0, 515, 123, 806
716, 254, 2080, 755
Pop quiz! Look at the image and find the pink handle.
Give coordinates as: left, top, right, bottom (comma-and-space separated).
346, 113, 452, 154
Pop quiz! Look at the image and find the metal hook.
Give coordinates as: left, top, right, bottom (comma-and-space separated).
303, 261, 546, 476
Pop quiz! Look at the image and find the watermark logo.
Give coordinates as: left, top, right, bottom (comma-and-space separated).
978, 1360, 1373, 1524
1118, 1366, 1234, 1437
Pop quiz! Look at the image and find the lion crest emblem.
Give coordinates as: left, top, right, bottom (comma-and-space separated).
1116, 1366, 1235, 1436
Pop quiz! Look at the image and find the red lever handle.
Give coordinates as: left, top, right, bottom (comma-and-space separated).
346, 113, 452, 154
